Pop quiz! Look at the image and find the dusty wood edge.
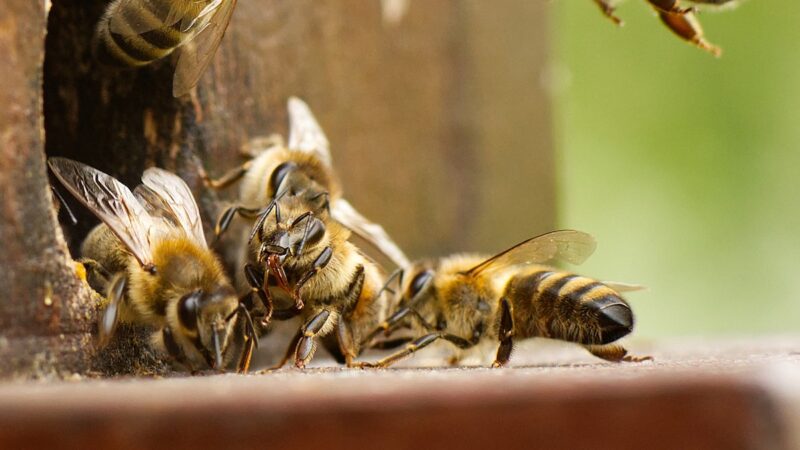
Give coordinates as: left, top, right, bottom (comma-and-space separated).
0, 367, 788, 449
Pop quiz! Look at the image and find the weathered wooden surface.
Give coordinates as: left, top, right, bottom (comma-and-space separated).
0, 338, 796, 450
0, 0, 555, 377
0, 0, 97, 379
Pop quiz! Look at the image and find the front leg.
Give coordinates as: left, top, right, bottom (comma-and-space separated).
491, 297, 515, 368
291, 247, 333, 307
244, 263, 274, 325
294, 309, 335, 368
214, 205, 264, 243
361, 306, 434, 346
161, 326, 195, 372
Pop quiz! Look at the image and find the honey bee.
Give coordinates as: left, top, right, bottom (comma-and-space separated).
205, 96, 409, 270
48, 157, 257, 372
94, 0, 238, 97
360, 230, 651, 368
594, 0, 740, 56
244, 194, 393, 368
196, 97, 407, 367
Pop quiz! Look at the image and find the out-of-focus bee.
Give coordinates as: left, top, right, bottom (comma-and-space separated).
205, 96, 409, 271
243, 195, 394, 368
361, 230, 651, 368
594, 0, 740, 56
48, 158, 257, 372
94, 0, 238, 97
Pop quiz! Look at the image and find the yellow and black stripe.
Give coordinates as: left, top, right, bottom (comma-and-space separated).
505, 269, 633, 346
94, 0, 212, 67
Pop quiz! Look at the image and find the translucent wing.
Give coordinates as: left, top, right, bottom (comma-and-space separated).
108, 0, 223, 36
139, 167, 208, 248
603, 281, 647, 293
48, 158, 154, 267
465, 230, 597, 277
287, 97, 332, 167
172, 0, 237, 97
330, 199, 410, 268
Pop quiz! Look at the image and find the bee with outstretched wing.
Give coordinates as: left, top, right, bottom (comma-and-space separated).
361, 230, 651, 367
49, 158, 257, 372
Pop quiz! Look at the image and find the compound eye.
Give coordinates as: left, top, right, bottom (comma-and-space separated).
408, 270, 434, 300
269, 162, 298, 193
177, 291, 202, 331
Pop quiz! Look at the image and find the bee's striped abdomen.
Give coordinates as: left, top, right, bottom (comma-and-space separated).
94, 0, 210, 67
506, 270, 633, 346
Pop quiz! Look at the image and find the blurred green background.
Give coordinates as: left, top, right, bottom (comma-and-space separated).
552, 0, 800, 337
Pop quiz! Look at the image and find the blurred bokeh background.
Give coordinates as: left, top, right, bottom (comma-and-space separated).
552, 0, 800, 337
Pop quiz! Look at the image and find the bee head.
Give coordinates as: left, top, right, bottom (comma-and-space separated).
258, 202, 328, 266
270, 162, 330, 213
176, 286, 238, 370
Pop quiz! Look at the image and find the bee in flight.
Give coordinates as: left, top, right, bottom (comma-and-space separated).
48, 157, 257, 372
94, 0, 238, 97
361, 230, 651, 368
594, 0, 740, 56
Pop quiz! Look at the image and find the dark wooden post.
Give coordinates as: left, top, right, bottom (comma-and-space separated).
0, 1, 96, 378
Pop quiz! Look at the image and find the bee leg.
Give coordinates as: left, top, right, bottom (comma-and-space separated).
584, 344, 653, 363
593, 0, 624, 26
362, 333, 475, 368
162, 326, 193, 371
491, 298, 515, 368
196, 153, 253, 190
97, 273, 126, 348
335, 320, 363, 367
269, 329, 303, 370
361, 307, 413, 345
241, 134, 285, 158
237, 334, 256, 374
243, 263, 275, 325
361, 306, 432, 346
368, 337, 414, 350
291, 247, 333, 307
213, 205, 263, 243
294, 309, 334, 368
657, 9, 721, 56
